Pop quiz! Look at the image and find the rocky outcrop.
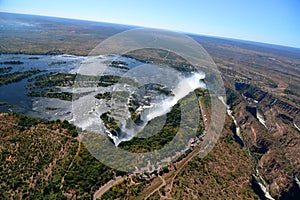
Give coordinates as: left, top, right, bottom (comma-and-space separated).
235, 82, 300, 120
235, 82, 267, 102
229, 81, 300, 199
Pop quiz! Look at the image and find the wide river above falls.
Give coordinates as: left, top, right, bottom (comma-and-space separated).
0, 54, 142, 120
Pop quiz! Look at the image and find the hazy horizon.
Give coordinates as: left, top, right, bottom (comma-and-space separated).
1, 0, 299, 48
1, 11, 300, 51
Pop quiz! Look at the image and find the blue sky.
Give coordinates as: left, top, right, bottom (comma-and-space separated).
1, 0, 300, 48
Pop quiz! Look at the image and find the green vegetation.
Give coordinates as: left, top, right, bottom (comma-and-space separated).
46, 107, 59, 111
99, 116, 257, 199
0, 68, 42, 86
1, 12, 299, 200
60, 119, 78, 137
0, 102, 8, 106
27, 91, 73, 101
125, 48, 197, 73
101, 89, 207, 153
25, 72, 136, 102
49, 61, 67, 66
26, 73, 126, 101
171, 119, 258, 199
0, 113, 78, 199
100, 112, 120, 136
0, 67, 12, 74
153, 85, 173, 96
61, 145, 126, 199
0, 112, 129, 199
28, 57, 39, 60
194, 88, 209, 96
100, 177, 153, 199
109, 60, 129, 70
0, 60, 24, 65
95, 91, 131, 102
74, 74, 124, 87
118, 103, 181, 153
26, 72, 82, 101
17, 113, 44, 128
27, 72, 75, 89
98, 75, 127, 87
226, 87, 242, 108
95, 92, 112, 100
284, 89, 298, 96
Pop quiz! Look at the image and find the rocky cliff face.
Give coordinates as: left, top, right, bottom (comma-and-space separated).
231, 81, 300, 199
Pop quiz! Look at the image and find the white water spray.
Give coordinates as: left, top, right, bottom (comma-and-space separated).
111, 72, 206, 145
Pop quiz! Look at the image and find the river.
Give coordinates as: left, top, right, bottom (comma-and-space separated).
218, 96, 275, 200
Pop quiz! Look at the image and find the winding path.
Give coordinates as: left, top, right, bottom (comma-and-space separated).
93, 176, 123, 199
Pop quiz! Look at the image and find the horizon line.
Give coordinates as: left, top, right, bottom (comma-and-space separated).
1, 11, 300, 50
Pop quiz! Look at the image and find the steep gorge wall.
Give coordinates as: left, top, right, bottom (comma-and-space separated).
227, 81, 300, 199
